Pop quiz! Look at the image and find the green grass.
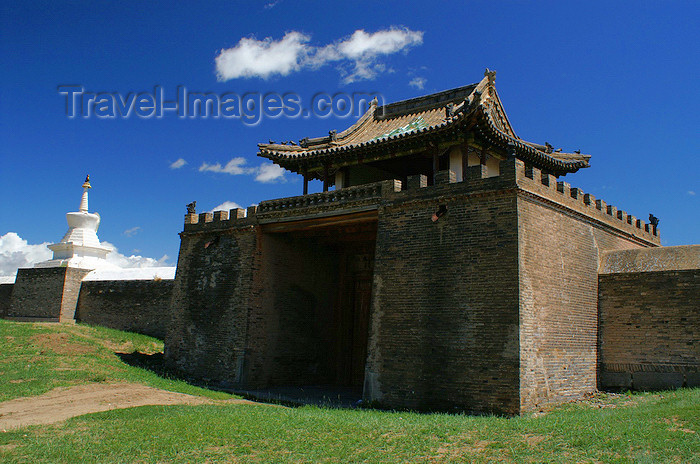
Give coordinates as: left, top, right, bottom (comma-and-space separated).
1, 320, 698, 463
0, 319, 233, 401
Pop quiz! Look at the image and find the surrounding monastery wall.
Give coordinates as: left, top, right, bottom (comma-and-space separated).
7, 267, 90, 321
75, 279, 174, 339
515, 162, 655, 412
598, 246, 700, 390
0, 283, 13, 318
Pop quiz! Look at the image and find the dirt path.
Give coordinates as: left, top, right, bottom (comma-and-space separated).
0, 383, 258, 430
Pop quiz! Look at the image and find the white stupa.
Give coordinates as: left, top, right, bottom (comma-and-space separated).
35, 175, 118, 270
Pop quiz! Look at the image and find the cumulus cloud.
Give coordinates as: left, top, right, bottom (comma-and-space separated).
0, 232, 51, 277
210, 201, 242, 212
123, 226, 141, 237
0, 232, 170, 278
255, 163, 285, 183
199, 158, 285, 183
215, 27, 423, 83
199, 157, 252, 175
101, 241, 170, 268
215, 32, 310, 81
169, 158, 187, 169
408, 77, 426, 90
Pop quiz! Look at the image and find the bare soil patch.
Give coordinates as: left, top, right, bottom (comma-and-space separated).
29, 333, 96, 355
0, 382, 258, 430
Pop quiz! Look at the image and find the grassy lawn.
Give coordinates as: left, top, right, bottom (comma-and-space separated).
0, 319, 232, 401
1, 319, 698, 463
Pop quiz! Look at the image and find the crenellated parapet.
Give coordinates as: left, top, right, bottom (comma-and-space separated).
183, 205, 259, 233
515, 161, 659, 246
183, 158, 659, 246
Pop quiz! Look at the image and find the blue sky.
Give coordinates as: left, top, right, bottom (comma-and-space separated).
1, 1, 698, 274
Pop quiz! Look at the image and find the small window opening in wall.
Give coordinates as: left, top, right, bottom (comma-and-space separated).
431, 204, 447, 222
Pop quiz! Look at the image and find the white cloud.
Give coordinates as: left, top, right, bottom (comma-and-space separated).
0, 233, 170, 278
215, 31, 310, 81
0, 232, 51, 277
688, 190, 696, 196
408, 77, 426, 90
210, 201, 242, 212
170, 158, 187, 169
255, 163, 285, 183
101, 241, 170, 268
215, 27, 423, 83
199, 157, 253, 175
199, 158, 285, 183
123, 226, 141, 237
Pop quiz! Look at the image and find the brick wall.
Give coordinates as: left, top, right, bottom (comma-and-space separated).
164, 159, 667, 414
75, 279, 174, 339
599, 263, 699, 390
367, 167, 521, 414
0, 283, 13, 318
164, 225, 258, 386
517, 195, 645, 412
9, 267, 66, 319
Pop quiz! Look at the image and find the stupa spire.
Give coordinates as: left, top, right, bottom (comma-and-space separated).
79, 174, 91, 212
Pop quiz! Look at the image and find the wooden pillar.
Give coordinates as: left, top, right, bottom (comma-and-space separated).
480, 146, 488, 166
462, 143, 469, 177
432, 148, 439, 184
323, 163, 329, 192
303, 166, 308, 195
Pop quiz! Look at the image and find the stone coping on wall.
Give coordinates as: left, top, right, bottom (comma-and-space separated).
183, 158, 661, 247
599, 245, 700, 274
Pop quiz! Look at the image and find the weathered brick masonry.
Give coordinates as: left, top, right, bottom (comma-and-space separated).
599, 246, 700, 390
0, 283, 13, 318
8, 267, 90, 321
75, 279, 174, 339
165, 159, 662, 414
164, 211, 258, 384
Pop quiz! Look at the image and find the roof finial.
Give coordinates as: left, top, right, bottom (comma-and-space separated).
79, 174, 91, 212
484, 68, 497, 84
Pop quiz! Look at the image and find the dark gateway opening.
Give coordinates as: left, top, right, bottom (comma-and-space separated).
253, 212, 377, 396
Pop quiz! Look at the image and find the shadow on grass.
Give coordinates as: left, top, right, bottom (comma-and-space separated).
115, 351, 234, 395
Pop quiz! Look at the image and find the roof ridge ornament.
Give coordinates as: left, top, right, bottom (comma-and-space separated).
79, 174, 91, 212
484, 68, 497, 85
